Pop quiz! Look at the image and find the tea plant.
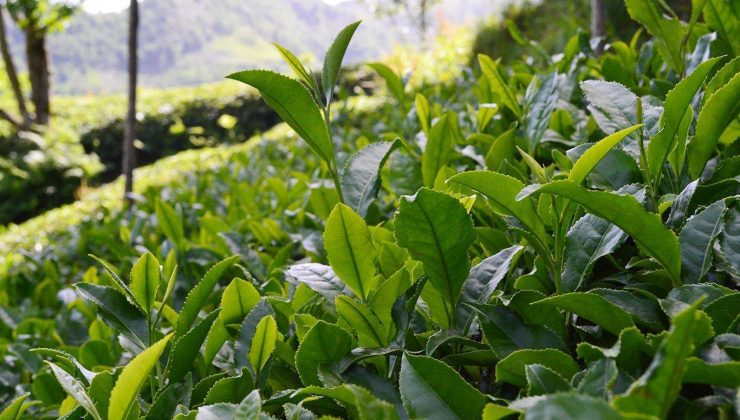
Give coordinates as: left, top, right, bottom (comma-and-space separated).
1, 1, 739, 418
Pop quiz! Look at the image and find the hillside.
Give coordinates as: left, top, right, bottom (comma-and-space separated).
9, 0, 504, 94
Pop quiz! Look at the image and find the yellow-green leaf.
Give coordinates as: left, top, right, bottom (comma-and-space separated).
108, 333, 173, 420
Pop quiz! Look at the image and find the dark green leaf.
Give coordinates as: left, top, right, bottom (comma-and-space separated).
683, 357, 740, 388
227, 70, 333, 164
613, 299, 712, 418
295, 321, 352, 386
680, 199, 728, 283
322, 21, 361, 102
526, 364, 572, 396
470, 302, 567, 358
496, 349, 579, 387
176, 256, 239, 337
647, 57, 721, 178
525, 393, 621, 420
75, 283, 148, 349
394, 188, 476, 322
324, 203, 378, 300
688, 71, 740, 178
167, 310, 220, 383
399, 353, 487, 420
532, 292, 635, 335
341, 140, 399, 217
520, 181, 681, 283
147, 375, 192, 420
448, 171, 548, 246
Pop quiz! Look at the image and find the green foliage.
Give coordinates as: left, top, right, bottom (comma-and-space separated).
1, 6, 738, 419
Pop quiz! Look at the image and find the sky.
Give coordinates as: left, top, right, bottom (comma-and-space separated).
83, 0, 344, 13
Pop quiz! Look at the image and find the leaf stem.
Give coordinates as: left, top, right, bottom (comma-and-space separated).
636, 101, 659, 212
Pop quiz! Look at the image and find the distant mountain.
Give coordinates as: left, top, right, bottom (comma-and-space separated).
8, 0, 505, 94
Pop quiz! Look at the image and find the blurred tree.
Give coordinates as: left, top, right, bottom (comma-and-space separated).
4, 0, 77, 125
0, 4, 30, 129
364, 0, 440, 41
591, 0, 605, 55
123, 0, 138, 204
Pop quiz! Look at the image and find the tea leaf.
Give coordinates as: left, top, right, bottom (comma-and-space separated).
399, 353, 487, 420
176, 256, 239, 337
336, 295, 387, 347
422, 112, 458, 187
647, 57, 721, 179
580, 81, 638, 137
46, 362, 102, 420
249, 315, 277, 373
687, 71, 740, 178
496, 349, 579, 387
394, 188, 476, 321
680, 199, 728, 283
448, 171, 548, 246
613, 300, 711, 418
272, 43, 319, 95
227, 70, 334, 165
525, 393, 621, 420
625, 0, 685, 74
478, 54, 522, 118
130, 252, 160, 313
322, 21, 362, 103
295, 321, 352, 386
285, 263, 352, 301
569, 125, 643, 184
526, 364, 572, 396
324, 203, 378, 300
220, 278, 261, 326
167, 310, 220, 383
533, 293, 635, 335
0, 393, 32, 420
368, 62, 405, 104
521, 181, 681, 283
108, 333, 173, 420
75, 283, 148, 348
156, 200, 185, 249
341, 140, 399, 217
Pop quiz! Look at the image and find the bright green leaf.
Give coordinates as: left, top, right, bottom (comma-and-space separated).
322, 21, 362, 103
130, 252, 160, 313
227, 70, 334, 165
249, 315, 278, 373
323, 203, 378, 300
108, 333, 172, 420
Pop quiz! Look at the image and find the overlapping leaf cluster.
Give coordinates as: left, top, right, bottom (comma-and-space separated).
1, 1, 738, 418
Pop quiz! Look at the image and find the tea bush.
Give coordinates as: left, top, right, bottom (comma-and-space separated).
0, 1, 739, 419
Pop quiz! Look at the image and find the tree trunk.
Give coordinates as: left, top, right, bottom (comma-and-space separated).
0, 7, 30, 128
25, 27, 50, 125
123, 0, 139, 205
591, 0, 606, 56
419, 0, 428, 43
